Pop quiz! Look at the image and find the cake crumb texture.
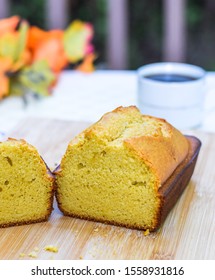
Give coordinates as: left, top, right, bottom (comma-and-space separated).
56, 106, 189, 231
44, 245, 59, 253
28, 251, 38, 258
19, 253, 26, 258
0, 138, 54, 227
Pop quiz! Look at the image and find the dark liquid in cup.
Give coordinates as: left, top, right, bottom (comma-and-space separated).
144, 73, 198, 82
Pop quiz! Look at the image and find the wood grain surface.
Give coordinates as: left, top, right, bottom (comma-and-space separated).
0, 118, 214, 260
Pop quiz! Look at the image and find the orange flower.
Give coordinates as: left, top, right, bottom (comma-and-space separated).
27, 27, 68, 73
0, 58, 13, 99
76, 53, 96, 73
0, 16, 20, 36
0, 18, 31, 98
0, 16, 95, 100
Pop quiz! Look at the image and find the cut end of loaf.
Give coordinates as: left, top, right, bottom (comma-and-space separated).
55, 106, 190, 231
56, 137, 161, 230
0, 139, 54, 227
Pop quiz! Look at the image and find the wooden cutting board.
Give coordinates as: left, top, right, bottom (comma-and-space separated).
0, 118, 214, 260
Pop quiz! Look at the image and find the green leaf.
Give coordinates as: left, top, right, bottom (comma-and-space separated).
0, 33, 18, 61
10, 75, 26, 96
63, 20, 93, 63
16, 60, 55, 97
0, 20, 28, 63
14, 20, 29, 62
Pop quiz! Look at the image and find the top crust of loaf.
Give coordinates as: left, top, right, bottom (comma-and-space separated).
69, 106, 189, 188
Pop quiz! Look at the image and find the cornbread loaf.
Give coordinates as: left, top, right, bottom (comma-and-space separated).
0, 138, 54, 227
55, 106, 201, 231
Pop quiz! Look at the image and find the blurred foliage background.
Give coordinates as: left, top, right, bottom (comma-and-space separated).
11, 0, 45, 28
9, 0, 215, 71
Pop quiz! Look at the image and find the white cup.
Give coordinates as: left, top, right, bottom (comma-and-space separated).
137, 62, 206, 129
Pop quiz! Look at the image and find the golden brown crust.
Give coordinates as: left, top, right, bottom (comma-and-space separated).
69, 106, 141, 144
155, 135, 201, 230
124, 126, 189, 186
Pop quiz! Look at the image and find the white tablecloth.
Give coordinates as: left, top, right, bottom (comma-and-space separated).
1, 70, 215, 139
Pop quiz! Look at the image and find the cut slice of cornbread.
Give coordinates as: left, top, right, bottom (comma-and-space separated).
55, 106, 201, 231
0, 138, 54, 227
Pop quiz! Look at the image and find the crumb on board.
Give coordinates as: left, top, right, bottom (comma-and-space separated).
19, 253, 26, 258
19, 245, 59, 258
143, 229, 150, 236
28, 251, 38, 258
93, 228, 99, 232
44, 245, 59, 253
